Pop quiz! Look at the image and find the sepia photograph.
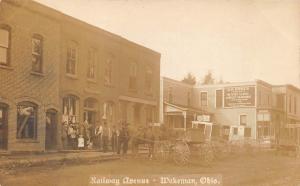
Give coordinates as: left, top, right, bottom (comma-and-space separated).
0, 0, 299, 185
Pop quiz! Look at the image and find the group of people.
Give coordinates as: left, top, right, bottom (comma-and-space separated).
61, 119, 130, 155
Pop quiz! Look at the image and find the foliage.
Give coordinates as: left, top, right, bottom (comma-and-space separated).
181, 72, 197, 85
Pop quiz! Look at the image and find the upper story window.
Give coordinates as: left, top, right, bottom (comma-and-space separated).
66, 41, 77, 75
87, 48, 96, 79
145, 67, 153, 93
240, 115, 247, 126
129, 62, 137, 90
200, 92, 208, 107
0, 25, 11, 66
216, 90, 223, 108
32, 34, 43, 73
104, 59, 112, 85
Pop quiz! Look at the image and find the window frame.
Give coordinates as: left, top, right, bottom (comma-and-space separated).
104, 58, 113, 86
87, 48, 96, 80
239, 114, 247, 126
31, 34, 43, 73
66, 41, 78, 76
16, 102, 38, 140
0, 24, 11, 67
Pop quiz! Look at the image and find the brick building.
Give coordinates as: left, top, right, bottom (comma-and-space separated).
0, 0, 160, 152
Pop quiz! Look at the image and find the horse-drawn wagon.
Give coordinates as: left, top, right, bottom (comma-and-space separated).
155, 121, 215, 166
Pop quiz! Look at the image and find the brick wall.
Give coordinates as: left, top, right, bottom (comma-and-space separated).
0, 0, 60, 151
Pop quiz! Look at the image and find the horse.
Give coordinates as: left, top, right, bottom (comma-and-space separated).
130, 126, 155, 159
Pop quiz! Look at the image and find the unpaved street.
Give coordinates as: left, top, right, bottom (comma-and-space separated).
1, 151, 300, 186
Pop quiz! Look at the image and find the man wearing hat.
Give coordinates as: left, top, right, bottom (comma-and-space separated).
117, 122, 130, 155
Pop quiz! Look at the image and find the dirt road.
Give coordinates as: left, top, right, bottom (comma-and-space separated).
1, 151, 300, 186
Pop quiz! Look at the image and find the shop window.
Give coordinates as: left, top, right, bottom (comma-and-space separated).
104, 59, 112, 85
32, 34, 43, 73
145, 67, 153, 93
216, 90, 223, 108
200, 92, 208, 106
0, 25, 10, 66
244, 128, 251, 137
129, 62, 137, 90
87, 48, 96, 79
17, 102, 38, 139
233, 127, 238, 135
103, 102, 114, 124
62, 95, 79, 123
240, 115, 247, 126
66, 41, 77, 75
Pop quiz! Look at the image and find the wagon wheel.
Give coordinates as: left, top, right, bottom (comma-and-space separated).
154, 141, 170, 161
201, 144, 214, 167
172, 141, 190, 166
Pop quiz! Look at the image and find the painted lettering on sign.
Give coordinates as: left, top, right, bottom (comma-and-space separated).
224, 86, 255, 107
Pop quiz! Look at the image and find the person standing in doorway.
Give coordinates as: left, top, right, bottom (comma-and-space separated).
102, 122, 110, 153
94, 122, 103, 151
118, 122, 130, 155
111, 125, 118, 153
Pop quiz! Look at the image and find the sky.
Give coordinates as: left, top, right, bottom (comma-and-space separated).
35, 0, 300, 86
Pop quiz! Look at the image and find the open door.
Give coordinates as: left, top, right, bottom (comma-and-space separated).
0, 103, 8, 150
45, 109, 57, 151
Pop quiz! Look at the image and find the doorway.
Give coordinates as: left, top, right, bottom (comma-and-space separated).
45, 109, 57, 151
0, 103, 8, 150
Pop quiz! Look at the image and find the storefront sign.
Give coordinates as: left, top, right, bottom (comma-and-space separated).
224, 86, 255, 107
197, 115, 210, 122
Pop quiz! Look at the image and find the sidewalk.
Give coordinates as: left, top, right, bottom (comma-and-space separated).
0, 151, 121, 170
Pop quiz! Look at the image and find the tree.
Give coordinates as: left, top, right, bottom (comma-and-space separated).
201, 71, 215, 85
181, 72, 196, 85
